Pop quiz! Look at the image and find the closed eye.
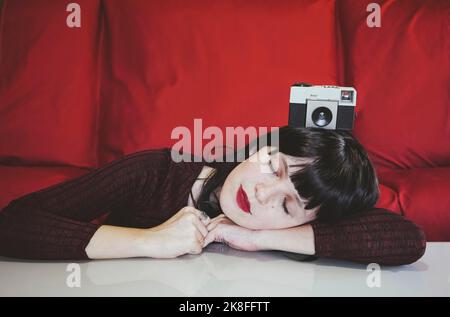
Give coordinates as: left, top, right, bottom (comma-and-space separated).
267, 150, 289, 214
282, 197, 289, 215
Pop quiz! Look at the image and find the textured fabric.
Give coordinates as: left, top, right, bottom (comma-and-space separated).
0, 149, 426, 264
312, 209, 426, 266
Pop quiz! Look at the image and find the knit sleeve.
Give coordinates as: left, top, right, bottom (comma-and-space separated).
0, 149, 172, 260
0, 196, 101, 260
310, 208, 427, 265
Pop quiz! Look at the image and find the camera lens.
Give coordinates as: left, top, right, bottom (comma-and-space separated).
312, 107, 333, 127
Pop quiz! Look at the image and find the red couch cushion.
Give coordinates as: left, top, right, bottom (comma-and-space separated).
375, 183, 401, 215
339, 0, 450, 170
0, 166, 89, 210
378, 167, 450, 241
0, 0, 101, 167
98, 0, 340, 163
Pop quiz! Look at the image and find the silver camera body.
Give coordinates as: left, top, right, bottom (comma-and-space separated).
288, 83, 357, 130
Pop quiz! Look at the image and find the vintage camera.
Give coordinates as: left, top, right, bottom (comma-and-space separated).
288, 83, 357, 130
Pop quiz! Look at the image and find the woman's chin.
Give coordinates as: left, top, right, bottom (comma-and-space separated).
238, 218, 302, 230
227, 215, 285, 230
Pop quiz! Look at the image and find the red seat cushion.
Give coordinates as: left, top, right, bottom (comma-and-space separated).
0, 0, 101, 167
0, 166, 89, 210
375, 183, 402, 215
378, 167, 450, 241
98, 0, 340, 163
338, 0, 450, 170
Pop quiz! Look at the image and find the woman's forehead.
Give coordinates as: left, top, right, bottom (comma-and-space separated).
265, 146, 314, 165
279, 152, 314, 173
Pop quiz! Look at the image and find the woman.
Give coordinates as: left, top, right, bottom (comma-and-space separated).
0, 126, 426, 265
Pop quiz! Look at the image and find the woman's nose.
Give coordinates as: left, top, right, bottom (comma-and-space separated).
255, 182, 283, 205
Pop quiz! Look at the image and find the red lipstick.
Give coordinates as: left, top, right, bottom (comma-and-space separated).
236, 185, 251, 213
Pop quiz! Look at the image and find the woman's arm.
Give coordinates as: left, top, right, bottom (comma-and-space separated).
205, 209, 426, 266
0, 149, 170, 260
257, 208, 427, 265
0, 197, 102, 260
256, 224, 315, 256
204, 215, 315, 256
84, 225, 149, 259
86, 207, 210, 259
0, 197, 209, 260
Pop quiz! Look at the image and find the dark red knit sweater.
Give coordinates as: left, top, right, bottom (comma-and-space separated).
0, 149, 426, 265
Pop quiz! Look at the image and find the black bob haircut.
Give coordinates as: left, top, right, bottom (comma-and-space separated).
195, 126, 380, 223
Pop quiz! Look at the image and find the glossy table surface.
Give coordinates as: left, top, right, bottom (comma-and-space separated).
0, 242, 449, 297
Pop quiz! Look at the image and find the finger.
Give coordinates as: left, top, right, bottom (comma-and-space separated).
203, 231, 216, 247
207, 221, 220, 231
195, 230, 205, 244
193, 217, 209, 237
207, 222, 218, 232
211, 214, 227, 222
207, 217, 227, 231
187, 208, 211, 226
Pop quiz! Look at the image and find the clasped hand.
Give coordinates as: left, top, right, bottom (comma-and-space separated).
144, 206, 259, 258
203, 214, 259, 251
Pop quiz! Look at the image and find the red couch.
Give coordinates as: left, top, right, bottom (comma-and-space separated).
1, 0, 449, 240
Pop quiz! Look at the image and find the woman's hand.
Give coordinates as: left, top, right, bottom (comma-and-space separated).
142, 206, 211, 258
203, 215, 260, 251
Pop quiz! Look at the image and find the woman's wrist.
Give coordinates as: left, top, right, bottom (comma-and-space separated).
254, 224, 315, 255
86, 225, 150, 259
139, 227, 165, 258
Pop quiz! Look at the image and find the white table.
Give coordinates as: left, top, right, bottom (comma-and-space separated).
0, 242, 448, 297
